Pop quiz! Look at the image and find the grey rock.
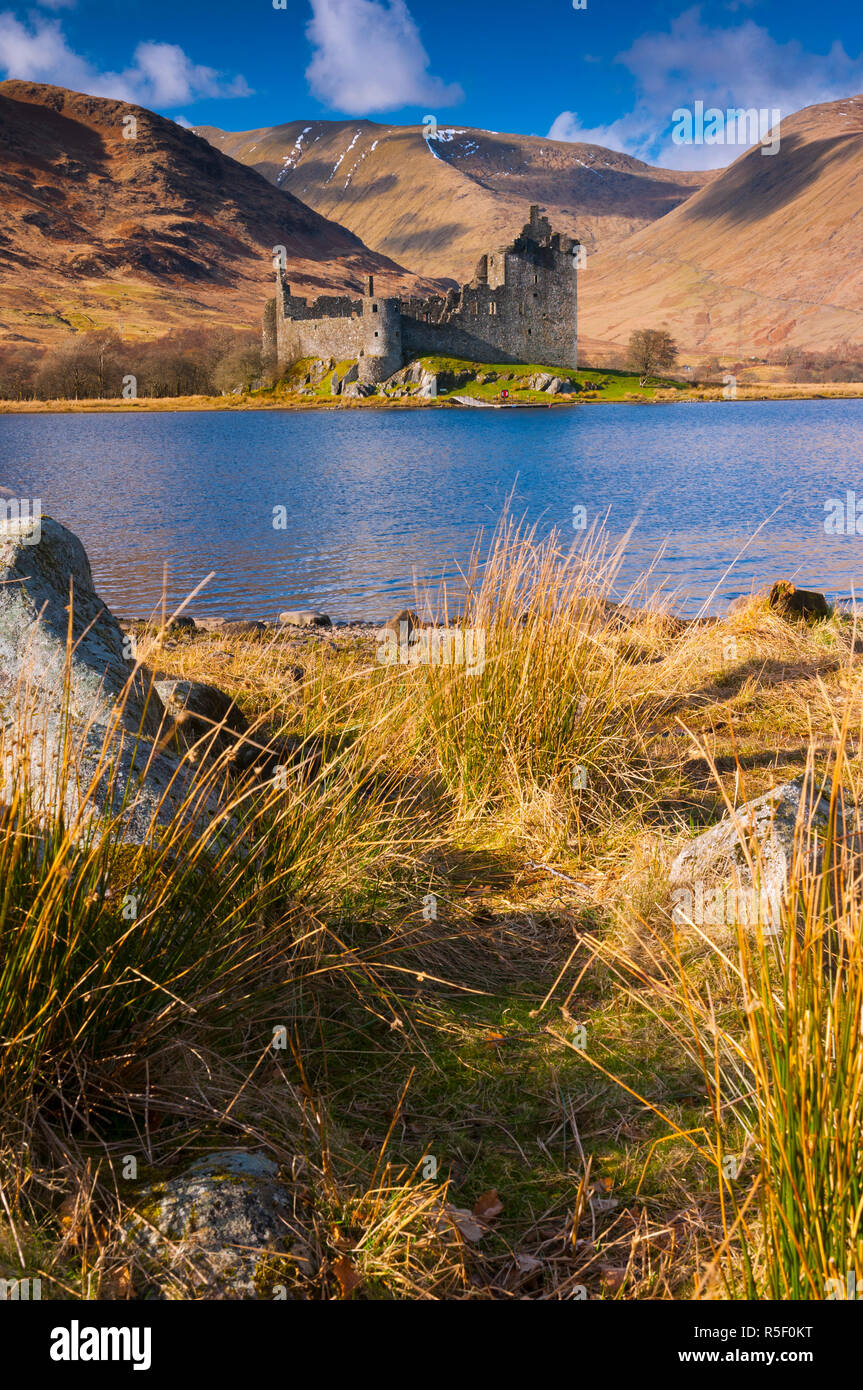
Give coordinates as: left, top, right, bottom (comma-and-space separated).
154, 678, 248, 757
130, 1150, 310, 1299
278, 610, 331, 628
219, 620, 269, 636
0, 516, 205, 841
383, 609, 421, 637
331, 362, 358, 395
669, 776, 851, 900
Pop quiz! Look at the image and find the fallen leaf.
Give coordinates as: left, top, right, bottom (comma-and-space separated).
58, 1196, 76, 1228
446, 1205, 485, 1242
332, 1256, 362, 1298
515, 1253, 542, 1274
473, 1189, 504, 1221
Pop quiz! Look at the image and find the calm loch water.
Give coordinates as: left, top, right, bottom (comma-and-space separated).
1, 399, 862, 620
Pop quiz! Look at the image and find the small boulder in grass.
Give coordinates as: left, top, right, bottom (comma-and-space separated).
669, 776, 861, 934
768, 581, 831, 621
220, 620, 270, 636
129, 1150, 313, 1299
155, 678, 248, 747
383, 609, 421, 636
278, 610, 331, 629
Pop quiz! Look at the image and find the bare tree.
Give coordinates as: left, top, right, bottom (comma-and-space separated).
627, 329, 679, 386
0, 346, 42, 400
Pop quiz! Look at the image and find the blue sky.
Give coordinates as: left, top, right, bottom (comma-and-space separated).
1, 0, 861, 167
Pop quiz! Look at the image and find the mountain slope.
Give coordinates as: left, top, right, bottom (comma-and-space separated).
196, 119, 711, 283
579, 95, 863, 356
0, 82, 441, 346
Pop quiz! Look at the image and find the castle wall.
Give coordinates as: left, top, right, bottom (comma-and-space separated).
401, 253, 576, 368
276, 312, 366, 365
262, 298, 277, 363
274, 276, 367, 364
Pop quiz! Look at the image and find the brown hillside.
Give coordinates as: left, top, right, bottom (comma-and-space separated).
580, 95, 863, 357
196, 119, 711, 283
0, 82, 442, 346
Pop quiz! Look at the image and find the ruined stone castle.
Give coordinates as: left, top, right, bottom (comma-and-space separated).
262, 206, 579, 385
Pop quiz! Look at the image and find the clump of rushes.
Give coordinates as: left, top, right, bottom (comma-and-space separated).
721, 740, 863, 1300
415, 517, 657, 822
0, 649, 411, 1127
587, 724, 863, 1300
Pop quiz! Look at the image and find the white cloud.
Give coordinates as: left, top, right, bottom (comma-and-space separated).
548, 111, 658, 162
305, 0, 462, 114
130, 40, 251, 107
0, 12, 251, 107
549, 6, 863, 168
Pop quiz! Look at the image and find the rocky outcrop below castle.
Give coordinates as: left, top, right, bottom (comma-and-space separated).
287, 355, 580, 401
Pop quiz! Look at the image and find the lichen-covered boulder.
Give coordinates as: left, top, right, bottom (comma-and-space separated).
0, 516, 162, 737
0, 516, 206, 840
670, 776, 850, 900
130, 1151, 311, 1299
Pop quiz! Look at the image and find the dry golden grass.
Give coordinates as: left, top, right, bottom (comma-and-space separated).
2, 527, 862, 1300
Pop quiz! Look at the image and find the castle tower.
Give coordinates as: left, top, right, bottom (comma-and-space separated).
359, 282, 403, 384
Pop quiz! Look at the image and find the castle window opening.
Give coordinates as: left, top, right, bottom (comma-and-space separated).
374, 331, 379, 337
372, 304, 378, 313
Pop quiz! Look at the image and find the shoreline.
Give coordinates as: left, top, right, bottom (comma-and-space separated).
3, 383, 863, 413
